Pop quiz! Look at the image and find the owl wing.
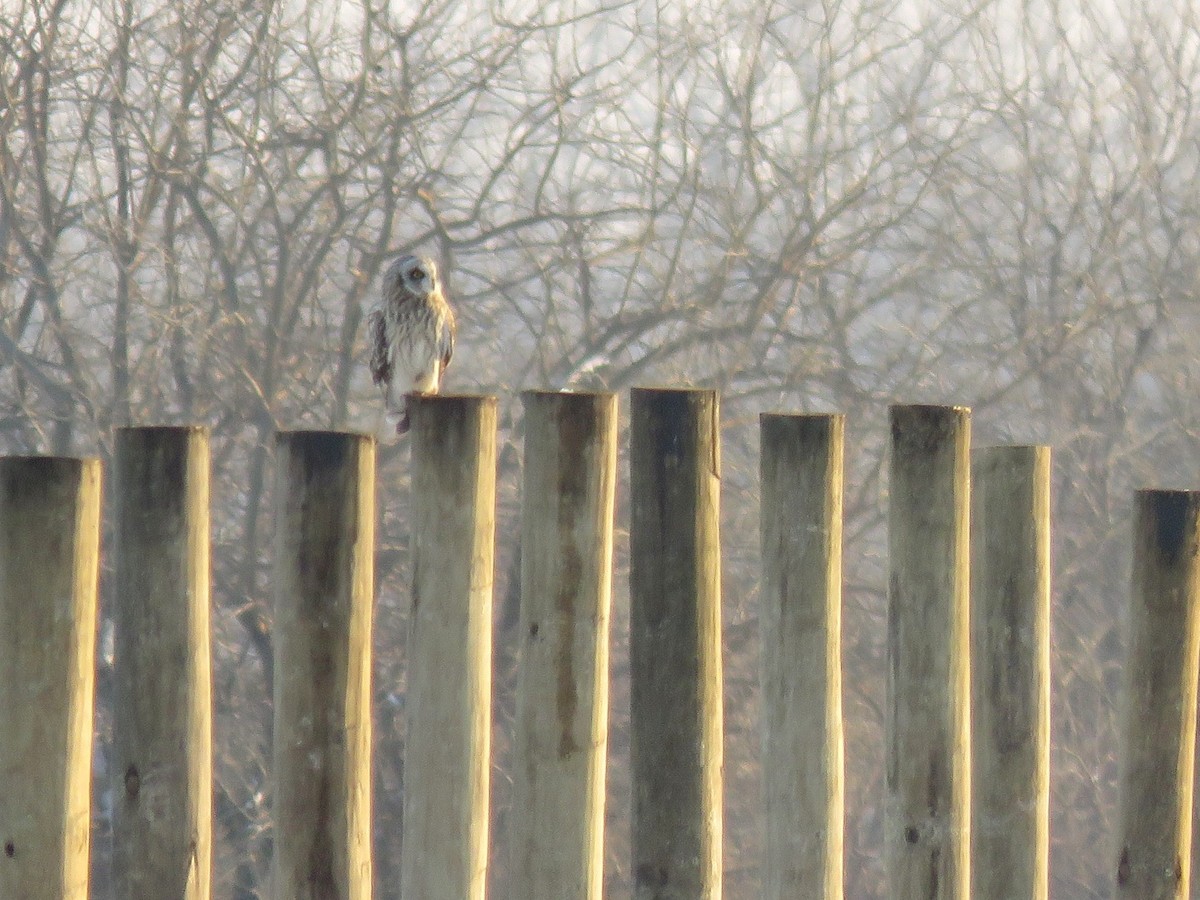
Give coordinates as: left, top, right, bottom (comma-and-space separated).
367, 307, 390, 385
439, 308, 456, 371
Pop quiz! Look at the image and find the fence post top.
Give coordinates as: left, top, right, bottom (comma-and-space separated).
274, 428, 375, 442
273, 432, 376, 479
406, 393, 498, 407
630, 385, 717, 399
0, 454, 101, 470
971, 444, 1051, 455
759, 411, 846, 426
114, 424, 211, 438
1135, 487, 1200, 501
887, 403, 971, 416
520, 389, 617, 403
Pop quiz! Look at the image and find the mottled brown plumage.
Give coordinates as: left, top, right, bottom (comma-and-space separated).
367, 254, 456, 434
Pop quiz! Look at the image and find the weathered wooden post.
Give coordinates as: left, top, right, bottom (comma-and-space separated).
629, 387, 723, 900
271, 431, 375, 900
509, 391, 617, 899
970, 446, 1050, 900
886, 404, 971, 899
1114, 490, 1200, 899
112, 427, 213, 899
402, 395, 497, 900
0, 457, 102, 900
760, 413, 844, 899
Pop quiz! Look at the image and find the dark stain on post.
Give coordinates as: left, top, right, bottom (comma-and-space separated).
993, 572, 1035, 752
927, 751, 941, 821
651, 390, 691, 467
4, 840, 13, 858
1145, 490, 1199, 565
927, 750, 942, 892
629, 388, 718, 893
555, 591, 581, 758
0, 457, 81, 514
293, 430, 351, 479
635, 862, 669, 888
285, 432, 357, 610
410, 557, 421, 615
124, 763, 140, 800
635, 389, 706, 633
885, 573, 901, 790
115, 429, 190, 534
553, 397, 596, 760
555, 397, 597, 506
412, 395, 486, 465
158, 430, 190, 520
707, 394, 721, 481
1116, 846, 1130, 886
554, 514, 582, 743
307, 775, 337, 896
763, 412, 834, 458
891, 405, 961, 456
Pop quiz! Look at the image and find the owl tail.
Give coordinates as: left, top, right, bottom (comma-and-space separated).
380, 382, 411, 437
384, 400, 410, 436
394, 410, 411, 435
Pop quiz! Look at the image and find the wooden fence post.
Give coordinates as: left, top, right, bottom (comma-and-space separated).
0, 457, 102, 900
402, 395, 497, 900
629, 387, 723, 900
886, 404, 971, 899
760, 413, 844, 899
271, 431, 375, 900
112, 428, 213, 899
1114, 490, 1200, 899
509, 391, 617, 899
970, 446, 1050, 900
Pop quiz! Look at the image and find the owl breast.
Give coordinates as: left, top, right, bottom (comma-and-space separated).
386, 301, 448, 393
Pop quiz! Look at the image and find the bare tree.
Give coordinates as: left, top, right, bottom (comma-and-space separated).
3, 0, 1200, 897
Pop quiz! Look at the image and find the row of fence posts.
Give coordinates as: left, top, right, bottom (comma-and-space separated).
0, 389, 1197, 899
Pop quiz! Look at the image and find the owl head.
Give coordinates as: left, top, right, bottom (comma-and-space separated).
387, 254, 439, 298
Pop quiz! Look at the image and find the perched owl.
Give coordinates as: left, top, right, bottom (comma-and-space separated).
367, 254, 457, 435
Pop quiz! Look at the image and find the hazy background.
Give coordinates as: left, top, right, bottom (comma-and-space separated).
3, 0, 1200, 896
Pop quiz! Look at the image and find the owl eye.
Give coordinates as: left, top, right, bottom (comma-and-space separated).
409, 267, 424, 280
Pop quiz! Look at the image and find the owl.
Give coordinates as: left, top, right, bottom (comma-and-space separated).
367, 254, 457, 435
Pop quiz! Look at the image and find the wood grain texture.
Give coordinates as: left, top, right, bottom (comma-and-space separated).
510, 391, 617, 900
970, 446, 1050, 900
271, 432, 375, 900
760, 413, 845, 900
629, 388, 723, 900
112, 428, 213, 900
886, 405, 971, 900
1114, 490, 1200, 900
0, 457, 101, 900
402, 395, 497, 900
